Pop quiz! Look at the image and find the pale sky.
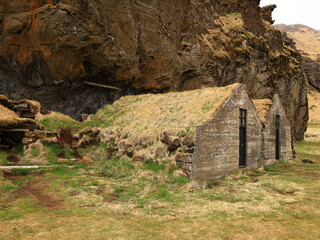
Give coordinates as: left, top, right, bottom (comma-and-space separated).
260, 0, 320, 30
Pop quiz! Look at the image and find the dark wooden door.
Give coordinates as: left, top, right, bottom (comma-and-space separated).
275, 115, 280, 160
239, 109, 247, 168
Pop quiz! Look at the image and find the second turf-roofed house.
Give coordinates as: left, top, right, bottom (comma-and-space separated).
89, 83, 266, 180
253, 95, 293, 166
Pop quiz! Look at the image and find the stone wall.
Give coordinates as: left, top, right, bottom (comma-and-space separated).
262, 95, 293, 165
191, 85, 262, 180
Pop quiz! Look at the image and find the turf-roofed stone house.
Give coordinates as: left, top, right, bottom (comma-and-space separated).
91, 83, 267, 179
253, 95, 293, 166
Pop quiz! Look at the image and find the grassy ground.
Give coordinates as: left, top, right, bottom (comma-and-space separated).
0, 127, 319, 239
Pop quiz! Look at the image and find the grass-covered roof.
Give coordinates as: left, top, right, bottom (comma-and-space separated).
253, 99, 273, 124
87, 84, 241, 160
90, 83, 240, 135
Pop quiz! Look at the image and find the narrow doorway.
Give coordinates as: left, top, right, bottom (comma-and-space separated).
275, 115, 281, 160
239, 109, 247, 168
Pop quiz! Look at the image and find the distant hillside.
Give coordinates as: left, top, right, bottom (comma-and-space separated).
275, 24, 320, 61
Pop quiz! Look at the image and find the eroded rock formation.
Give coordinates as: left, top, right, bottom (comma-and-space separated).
0, 0, 308, 140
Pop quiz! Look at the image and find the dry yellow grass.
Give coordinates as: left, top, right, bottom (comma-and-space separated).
253, 99, 272, 124
200, 14, 247, 59
0, 105, 19, 128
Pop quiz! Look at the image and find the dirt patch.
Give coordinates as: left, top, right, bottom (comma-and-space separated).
6, 175, 64, 209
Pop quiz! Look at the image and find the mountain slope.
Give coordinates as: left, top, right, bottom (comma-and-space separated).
275, 24, 320, 61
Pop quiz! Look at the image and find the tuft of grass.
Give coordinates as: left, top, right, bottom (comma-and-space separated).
1, 185, 21, 191
0, 151, 8, 165
144, 162, 166, 172
260, 179, 297, 194
44, 143, 74, 164
152, 187, 172, 201
31, 146, 41, 158
172, 176, 190, 185
39, 117, 83, 132
263, 161, 287, 173
96, 157, 135, 178
202, 100, 219, 113
13, 144, 25, 156
206, 179, 223, 189
10, 168, 35, 176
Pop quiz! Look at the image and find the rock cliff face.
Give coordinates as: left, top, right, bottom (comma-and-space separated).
0, 0, 308, 140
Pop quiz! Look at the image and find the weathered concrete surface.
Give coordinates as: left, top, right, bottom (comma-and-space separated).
0, 0, 308, 140
191, 85, 263, 180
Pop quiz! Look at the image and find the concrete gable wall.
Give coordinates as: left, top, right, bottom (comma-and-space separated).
262, 95, 293, 164
191, 85, 262, 180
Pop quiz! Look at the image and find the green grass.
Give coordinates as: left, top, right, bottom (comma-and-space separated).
1, 185, 21, 191
172, 176, 190, 185
150, 187, 172, 201
95, 157, 135, 178
144, 162, 166, 172
31, 146, 41, 158
85, 104, 129, 128
13, 144, 25, 156
39, 117, 83, 132
10, 168, 36, 176
0, 151, 8, 165
44, 143, 74, 164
